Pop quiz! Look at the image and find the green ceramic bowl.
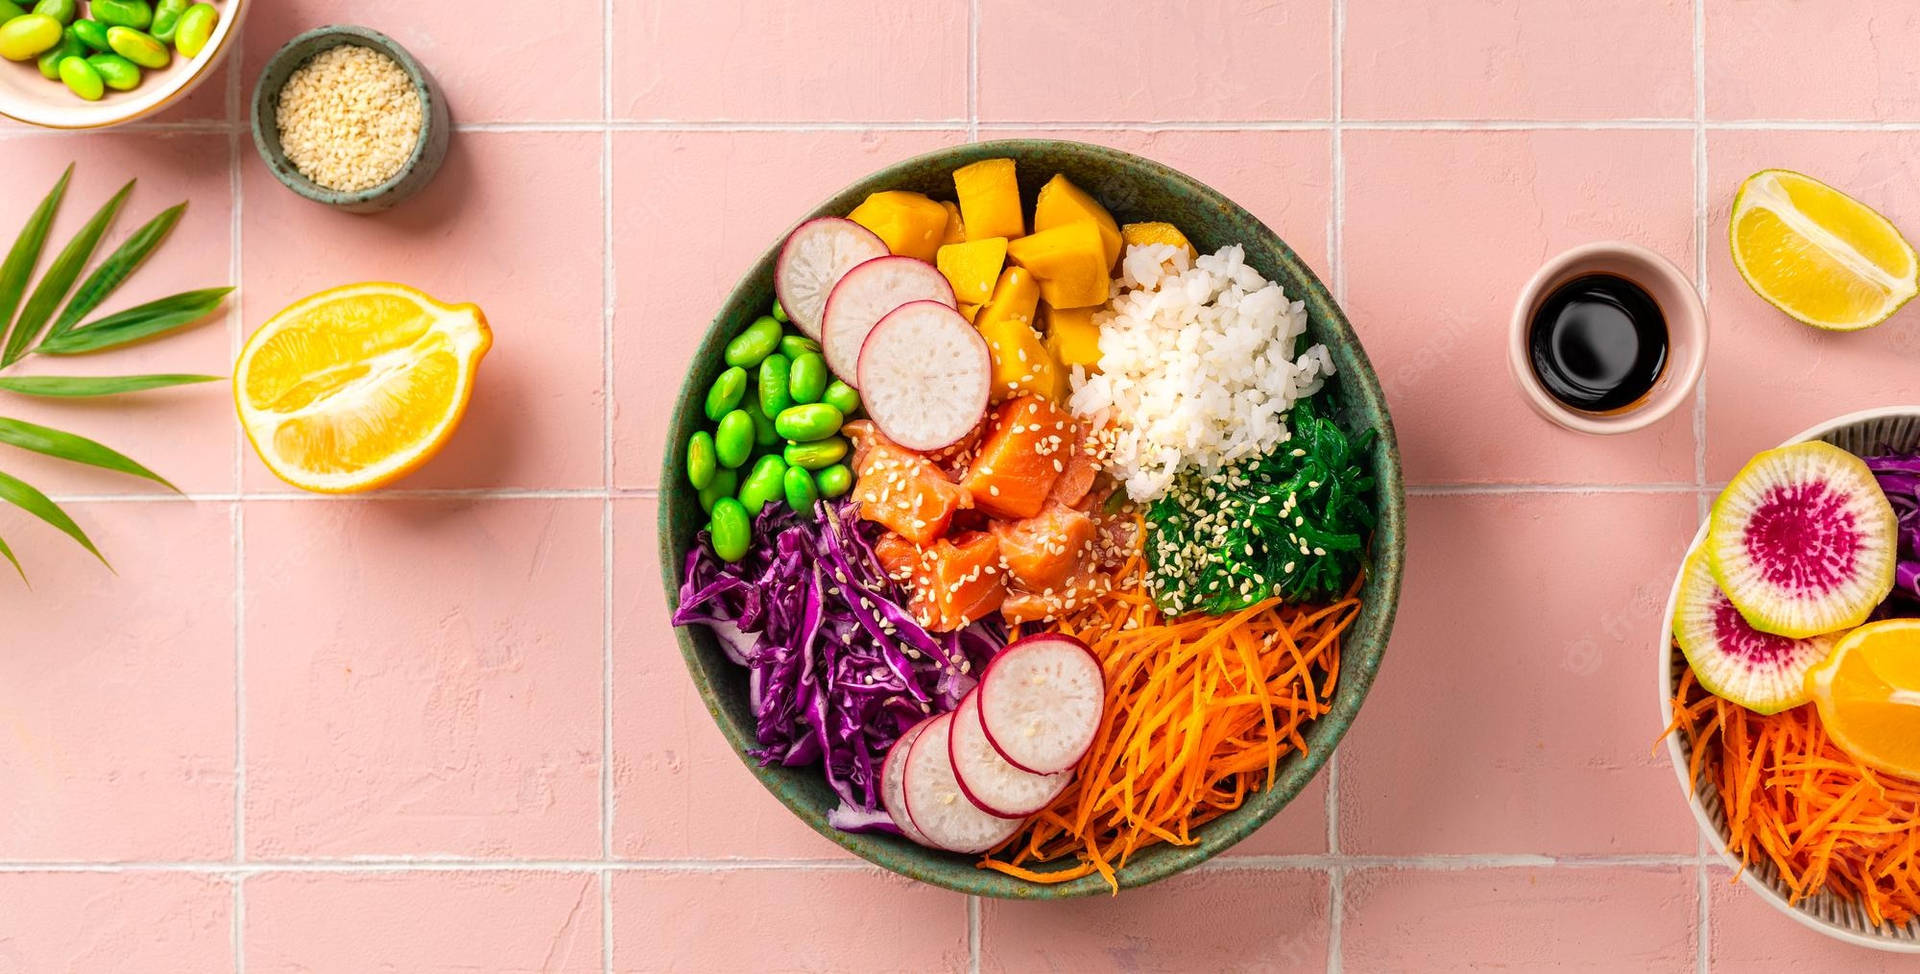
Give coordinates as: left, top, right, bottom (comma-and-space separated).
659, 140, 1404, 898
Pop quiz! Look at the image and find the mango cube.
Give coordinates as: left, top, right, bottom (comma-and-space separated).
952, 158, 1024, 242
939, 200, 966, 245
1034, 174, 1122, 267
976, 266, 1039, 332
936, 237, 1008, 306
979, 313, 1063, 402
848, 190, 949, 262
957, 302, 981, 324
1041, 303, 1102, 373
1121, 221, 1196, 258
1006, 221, 1111, 309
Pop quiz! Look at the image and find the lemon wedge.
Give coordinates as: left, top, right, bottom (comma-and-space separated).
236, 282, 491, 493
1730, 169, 1918, 331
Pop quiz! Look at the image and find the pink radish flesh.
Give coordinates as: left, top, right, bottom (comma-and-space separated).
821, 255, 956, 380
774, 218, 887, 341
854, 301, 991, 452
949, 691, 1071, 817
881, 720, 936, 847
978, 634, 1105, 775
902, 713, 1023, 853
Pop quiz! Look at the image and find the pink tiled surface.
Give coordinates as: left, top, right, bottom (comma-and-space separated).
1, 2, 1915, 971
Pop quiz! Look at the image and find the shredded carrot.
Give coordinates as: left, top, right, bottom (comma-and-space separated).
1665, 661, 1920, 926
979, 531, 1359, 892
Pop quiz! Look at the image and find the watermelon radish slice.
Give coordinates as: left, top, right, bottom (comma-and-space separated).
977, 634, 1105, 775
881, 719, 935, 847
1705, 440, 1899, 638
1674, 550, 1839, 714
822, 256, 957, 381
949, 691, 1071, 817
901, 713, 1024, 853
855, 301, 991, 452
775, 218, 888, 341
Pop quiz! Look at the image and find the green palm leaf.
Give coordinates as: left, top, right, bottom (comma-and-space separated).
0, 164, 71, 351
36, 287, 233, 356
0, 416, 174, 489
3, 179, 132, 366
0, 468, 106, 567
46, 201, 184, 341
0, 532, 23, 584
0, 374, 220, 397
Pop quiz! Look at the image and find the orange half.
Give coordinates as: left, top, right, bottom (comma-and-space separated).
1805, 619, 1920, 779
235, 282, 491, 493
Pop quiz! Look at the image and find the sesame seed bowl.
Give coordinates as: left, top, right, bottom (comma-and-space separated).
248, 25, 449, 214
0, 0, 248, 130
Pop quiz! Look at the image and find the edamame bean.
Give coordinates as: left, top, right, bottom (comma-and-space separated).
714, 410, 755, 469
0, 12, 61, 60
821, 380, 860, 417
778, 333, 818, 359
698, 468, 738, 513
33, 27, 77, 77
685, 430, 716, 490
748, 402, 779, 447
171, 1, 212, 57
704, 366, 747, 421
774, 403, 844, 442
91, 0, 150, 29
771, 299, 789, 324
723, 316, 782, 369
783, 466, 819, 513
148, 0, 184, 42
105, 25, 165, 68
0, 1, 25, 27
815, 463, 853, 499
30, 0, 73, 25
68, 16, 105, 49
757, 353, 791, 419
87, 51, 139, 90
57, 53, 100, 99
708, 498, 752, 563
783, 436, 849, 471
738, 455, 788, 515
787, 352, 828, 405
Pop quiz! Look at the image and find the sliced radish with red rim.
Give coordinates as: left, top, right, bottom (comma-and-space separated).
881, 719, 935, 847
855, 301, 991, 452
978, 634, 1105, 775
949, 691, 1071, 817
902, 713, 1023, 854
822, 255, 956, 381
775, 218, 888, 341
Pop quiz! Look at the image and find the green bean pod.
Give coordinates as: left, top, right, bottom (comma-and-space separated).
770, 299, 789, 324
714, 410, 755, 469
707, 498, 752, 563
774, 403, 844, 442
704, 366, 747, 421
787, 352, 829, 405
737, 454, 788, 515
30, 0, 73, 25
0, 12, 61, 60
685, 430, 716, 490
778, 333, 818, 359
821, 380, 860, 417
757, 353, 792, 419
783, 466, 820, 513
814, 463, 854, 499
87, 51, 139, 90
105, 25, 166, 68
68, 16, 104, 49
92, 0, 150, 29
57, 53, 101, 99
783, 436, 849, 472
723, 316, 783, 369
148, 0, 184, 42
698, 468, 738, 514
171, 1, 213, 57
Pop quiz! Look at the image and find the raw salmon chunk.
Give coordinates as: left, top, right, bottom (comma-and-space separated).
848, 421, 971, 545
999, 567, 1110, 625
959, 396, 1072, 520
990, 504, 1095, 591
886, 531, 1007, 631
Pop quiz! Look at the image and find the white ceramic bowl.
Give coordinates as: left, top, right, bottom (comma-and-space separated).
1659, 405, 1920, 951
0, 0, 248, 130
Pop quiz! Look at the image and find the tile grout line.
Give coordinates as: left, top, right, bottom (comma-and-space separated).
601, 2, 616, 972
1327, 1, 1346, 969
225, 38, 247, 974
1694, 1, 1712, 971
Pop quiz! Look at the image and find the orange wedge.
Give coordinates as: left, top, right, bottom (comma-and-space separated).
235, 282, 491, 493
1805, 619, 1920, 778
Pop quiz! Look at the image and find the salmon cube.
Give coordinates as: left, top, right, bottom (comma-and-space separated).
990, 504, 1095, 591
959, 396, 1071, 520
847, 420, 972, 545
914, 531, 1007, 631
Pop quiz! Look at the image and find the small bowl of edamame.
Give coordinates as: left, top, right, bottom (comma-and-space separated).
0, 0, 246, 129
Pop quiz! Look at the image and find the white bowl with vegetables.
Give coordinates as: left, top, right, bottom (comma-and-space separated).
0, 0, 244, 130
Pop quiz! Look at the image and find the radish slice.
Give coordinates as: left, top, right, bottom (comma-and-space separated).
978, 634, 1105, 775
822, 255, 957, 380
881, 719, 935, 847
855, 301, 991, 452
775, 218, 887, 341
903, 713, 1023, 853
949, 691, 1070, 817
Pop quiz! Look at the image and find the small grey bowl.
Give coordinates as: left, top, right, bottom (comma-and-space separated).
250, 26, 450, 214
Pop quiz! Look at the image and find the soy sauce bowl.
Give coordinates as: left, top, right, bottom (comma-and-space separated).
1508, 241, 1707, 435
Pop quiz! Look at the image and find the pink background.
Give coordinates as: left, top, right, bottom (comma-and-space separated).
3, 1, 1919, 970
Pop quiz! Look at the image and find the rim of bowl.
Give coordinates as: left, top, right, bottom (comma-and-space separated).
658, 138, 1406, 898
0, 0, 249, 130
1507, 240, 1708, 436
248, 25, 436, 208
1658, 404, 1920, 951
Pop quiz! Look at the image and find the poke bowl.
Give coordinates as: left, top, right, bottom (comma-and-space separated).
1660, 406, 1920, 949
660, 140, 1404, 897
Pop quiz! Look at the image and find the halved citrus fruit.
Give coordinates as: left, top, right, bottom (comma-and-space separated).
1805, 619, 1920, 779
1730, 169, 1918, 331
236, 282, 491, 493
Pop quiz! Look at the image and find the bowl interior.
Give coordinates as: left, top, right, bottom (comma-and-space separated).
1660, 406, 1920, 949
659, 139, 1405, 898
0, 0, 246, 129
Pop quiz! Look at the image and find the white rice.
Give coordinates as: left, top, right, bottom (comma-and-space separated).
1069, 243, 1334, 501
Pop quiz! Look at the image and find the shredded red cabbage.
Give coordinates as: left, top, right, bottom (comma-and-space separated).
1868, 453, 1920, 605
673, 500, 1004, 827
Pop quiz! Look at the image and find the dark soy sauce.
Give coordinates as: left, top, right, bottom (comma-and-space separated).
1528, 273, 1668, 413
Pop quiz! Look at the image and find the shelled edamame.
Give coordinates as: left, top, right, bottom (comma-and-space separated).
688, 303, 861, 561
0, 0, 217, 100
